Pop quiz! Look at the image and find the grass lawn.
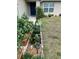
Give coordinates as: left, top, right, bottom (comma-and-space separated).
40, 16, 61, 59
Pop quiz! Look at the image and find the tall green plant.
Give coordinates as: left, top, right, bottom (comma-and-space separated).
17, 15, 33, 46
23, 53, 44, 59
36, 7, 45, 19
30, 24, 41, 44
23, 53, 32, 59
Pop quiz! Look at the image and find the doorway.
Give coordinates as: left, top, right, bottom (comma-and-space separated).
30, 2, 36, 16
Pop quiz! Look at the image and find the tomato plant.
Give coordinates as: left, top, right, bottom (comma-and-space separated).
17, 15, 41, 51
17, 16, 33, 46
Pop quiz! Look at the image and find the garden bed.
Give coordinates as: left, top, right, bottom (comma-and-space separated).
17, 16, 43, 59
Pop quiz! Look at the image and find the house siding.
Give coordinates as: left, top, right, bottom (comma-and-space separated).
53, 2, 61, 16
17, 0, 27, 18
36, 0, 40, 7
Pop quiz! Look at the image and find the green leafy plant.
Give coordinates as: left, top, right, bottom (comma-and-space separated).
48, 14, 54, 17
59, 13, 61, 16
23, 53, 44, 59
32, 55, 44, 59
23, 52, 32, 59
21, 13, 28, 19
17, 15, 33, 46
34, 42, 40, 54
36, 7, 45, 19
33, 25, 40, 34
30, 25, 41, 44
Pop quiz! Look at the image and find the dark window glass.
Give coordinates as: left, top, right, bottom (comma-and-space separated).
49, 8, 54, 12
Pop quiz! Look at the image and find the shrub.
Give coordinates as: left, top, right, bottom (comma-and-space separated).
17, 15, 33, 46
32, 55, 44, 59
33, 25, 40, 34
17, 13, 41, 50
36, 7, 45, 19
21, 13, 28, 19
23, 53, 44, 59
23, 53, 32, 59
59, 13, 61, 16
30, 25, 41, 44
48, 14, 54, 17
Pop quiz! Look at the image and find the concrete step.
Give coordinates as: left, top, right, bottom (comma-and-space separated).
29, 16, 36, 24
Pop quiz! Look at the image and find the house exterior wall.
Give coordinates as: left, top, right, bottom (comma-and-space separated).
36, 0, 40, 7
53, 2, 61, 16
17, 0, 27, 18
17, 0, 61, 17
27, 3, 30, 16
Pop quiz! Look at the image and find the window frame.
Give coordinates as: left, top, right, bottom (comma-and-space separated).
43, 2, 54, 13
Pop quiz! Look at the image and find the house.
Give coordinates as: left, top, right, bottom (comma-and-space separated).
17, 0, 61, 22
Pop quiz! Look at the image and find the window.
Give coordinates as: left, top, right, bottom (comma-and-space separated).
44, 8, 48, 12
49, 8, 54, 12
43, 2, 54, 13
44, 3, 49, 7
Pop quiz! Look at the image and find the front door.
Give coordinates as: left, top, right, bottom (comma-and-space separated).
30, 2, 36, 16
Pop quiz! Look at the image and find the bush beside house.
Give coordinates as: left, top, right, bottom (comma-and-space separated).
36, 7, 45, 19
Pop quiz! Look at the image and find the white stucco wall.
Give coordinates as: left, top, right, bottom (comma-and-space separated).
27, 3, 30, 16
53, 2, 61, 16
36, 0, 40, 7
17, 0, 27, 18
